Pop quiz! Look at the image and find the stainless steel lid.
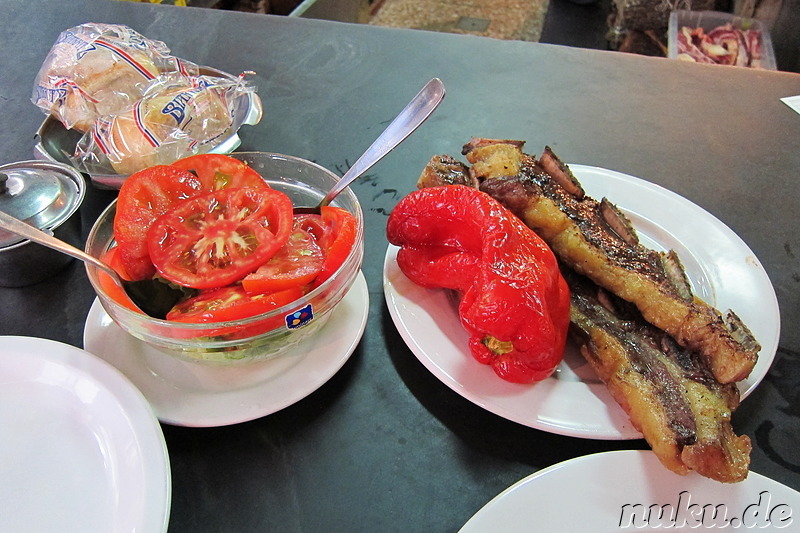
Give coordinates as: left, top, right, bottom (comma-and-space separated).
0, 160, 85, 248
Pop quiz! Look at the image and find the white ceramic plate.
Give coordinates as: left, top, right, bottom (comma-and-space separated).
84, 271, 369, 427
383, 165, 780, 439
459, 450, 800, 532
0, 336, 170, 533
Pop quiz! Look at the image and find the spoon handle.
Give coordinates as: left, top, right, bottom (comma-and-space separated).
0, 210, 118, 280
319, 77, 446, 208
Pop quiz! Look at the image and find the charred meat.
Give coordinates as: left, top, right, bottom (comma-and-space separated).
414, 138, 759, 481
459, 139, 759, 385
568, 269, 751, 482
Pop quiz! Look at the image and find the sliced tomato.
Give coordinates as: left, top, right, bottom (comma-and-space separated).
147, 187, 293, 289
114, 165, 205, 280
242, 225, 324, 294
167, 285, 303, 323
169, 154, 269, 191
293, 214, 327, 242
96, 246, 140, 313
114, 156, 270, 281
312, 206, 358, 288
103, 244, 133, 280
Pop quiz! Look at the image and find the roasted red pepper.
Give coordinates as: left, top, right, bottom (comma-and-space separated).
387, 185, 570, 384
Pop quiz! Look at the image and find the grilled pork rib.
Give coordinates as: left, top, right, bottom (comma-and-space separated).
414, 140, 758, 481
568, 269, 750, 482
460, 139, 760, 385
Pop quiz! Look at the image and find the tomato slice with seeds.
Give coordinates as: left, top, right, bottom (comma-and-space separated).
312, 206, 358, 288
147, 187, 293, 289
169, 153, 268, 191
114, 155, 270, 281
242, 225, 324, 294
114, 165, 205, 280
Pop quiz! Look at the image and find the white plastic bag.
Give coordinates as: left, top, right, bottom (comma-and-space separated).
72, 73, 256, 175
31, 22, 198, 132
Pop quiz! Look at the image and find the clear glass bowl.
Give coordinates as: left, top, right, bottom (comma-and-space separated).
84, 152, 364, 364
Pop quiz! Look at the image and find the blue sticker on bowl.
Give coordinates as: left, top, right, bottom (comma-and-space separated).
285, 304, 313, 329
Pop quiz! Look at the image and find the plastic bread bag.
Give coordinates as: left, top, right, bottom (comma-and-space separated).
71, 73, 256, 176
31, 22, 198, 132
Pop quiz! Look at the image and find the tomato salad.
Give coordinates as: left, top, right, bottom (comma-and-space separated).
100, 154, 358, 327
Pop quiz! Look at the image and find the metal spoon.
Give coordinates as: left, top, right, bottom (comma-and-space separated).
0, 209, 183, 319
294, 77, 446, 215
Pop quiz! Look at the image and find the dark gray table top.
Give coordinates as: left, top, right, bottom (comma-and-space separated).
2, 0, 799, 531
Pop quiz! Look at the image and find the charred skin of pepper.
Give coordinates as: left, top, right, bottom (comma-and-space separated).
387, 185, 571, 384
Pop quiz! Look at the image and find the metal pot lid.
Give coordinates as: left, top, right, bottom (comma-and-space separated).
0, 160, 85, 248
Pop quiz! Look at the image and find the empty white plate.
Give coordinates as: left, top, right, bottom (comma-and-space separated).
0, 336, 170, 532
459, 450, 800, 531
